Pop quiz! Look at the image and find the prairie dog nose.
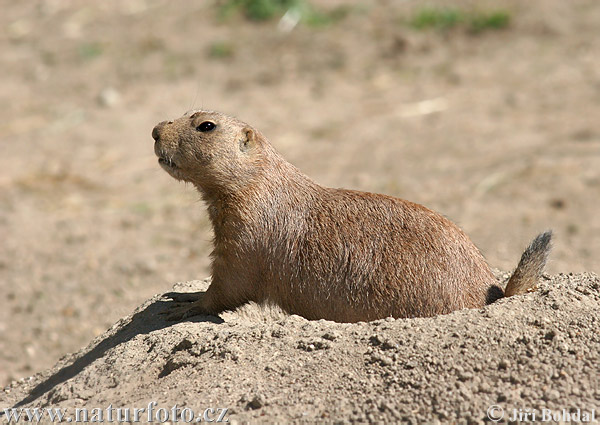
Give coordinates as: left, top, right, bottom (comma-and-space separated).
152, 120, 173, 141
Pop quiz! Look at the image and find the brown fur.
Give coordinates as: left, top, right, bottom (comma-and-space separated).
152, 110, 551, 323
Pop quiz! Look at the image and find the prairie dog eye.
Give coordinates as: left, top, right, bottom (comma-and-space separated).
196, 121, 216, 132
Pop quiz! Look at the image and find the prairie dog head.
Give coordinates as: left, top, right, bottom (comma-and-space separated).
152, 110, 263, 196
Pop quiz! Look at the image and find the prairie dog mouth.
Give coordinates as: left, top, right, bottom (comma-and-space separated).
158, 157, 178, 169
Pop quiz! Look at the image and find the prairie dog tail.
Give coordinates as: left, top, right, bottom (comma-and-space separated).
504, 231, 553, 297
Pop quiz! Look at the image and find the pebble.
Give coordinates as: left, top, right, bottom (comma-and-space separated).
97, 87, 121, 107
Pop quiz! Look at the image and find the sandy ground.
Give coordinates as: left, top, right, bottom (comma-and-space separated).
1, 0, 599, 419
1, 274, 599, 423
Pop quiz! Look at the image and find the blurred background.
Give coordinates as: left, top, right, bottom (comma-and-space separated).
1, 0, 598, 387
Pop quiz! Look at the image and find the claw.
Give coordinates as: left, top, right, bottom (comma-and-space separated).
162, 291, 203, 303
160, 301, 207, 321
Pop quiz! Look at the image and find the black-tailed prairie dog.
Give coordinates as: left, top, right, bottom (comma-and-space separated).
152, 110, 552, 323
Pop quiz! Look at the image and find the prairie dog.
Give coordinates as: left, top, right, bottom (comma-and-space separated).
152, 110, 551, 323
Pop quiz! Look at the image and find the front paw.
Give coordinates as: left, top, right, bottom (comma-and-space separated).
160, 300, 207, 321
162, 291, 203, 303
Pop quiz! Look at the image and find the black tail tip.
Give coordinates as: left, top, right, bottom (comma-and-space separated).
534, 230, 553, 249
522, 230, 553, 269
524, 230, 552, 261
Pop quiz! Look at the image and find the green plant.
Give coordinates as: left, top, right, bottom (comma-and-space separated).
217, 0, 352, 27
208, 41, 235, 59
411, 8, 463, 30
219, 0, 301, 21
468, 10, 510, 33
409, 7, 511, 33
303, 5, 352, 28
78, 42, 103, 60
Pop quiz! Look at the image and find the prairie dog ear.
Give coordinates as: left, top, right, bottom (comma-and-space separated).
239, 127, 256, 152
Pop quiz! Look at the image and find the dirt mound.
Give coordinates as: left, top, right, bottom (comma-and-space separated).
2, 273, 598, 423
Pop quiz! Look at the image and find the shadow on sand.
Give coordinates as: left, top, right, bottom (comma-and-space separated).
11, 293, 219, 409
